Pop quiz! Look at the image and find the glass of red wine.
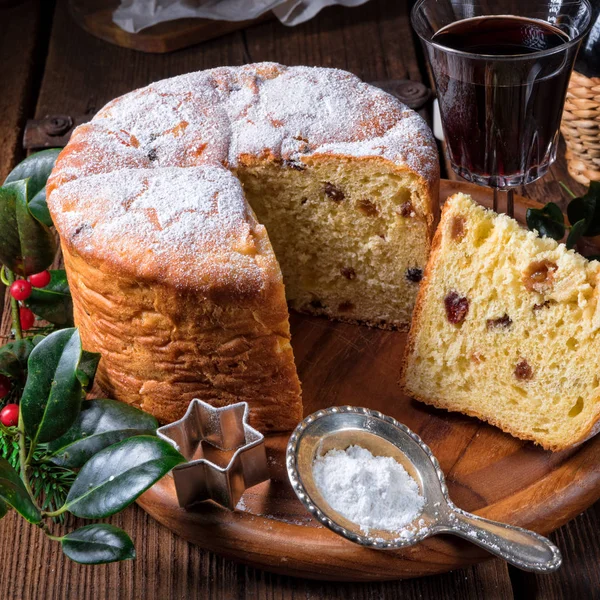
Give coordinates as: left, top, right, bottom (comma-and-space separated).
412, 0, 592, 215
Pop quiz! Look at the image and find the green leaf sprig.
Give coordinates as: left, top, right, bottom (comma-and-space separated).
0, 329, 185, 565
526, 181, 600, 256
0, 434, 75, 523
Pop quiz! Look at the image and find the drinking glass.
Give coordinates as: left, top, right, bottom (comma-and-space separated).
412, 0, 592, 215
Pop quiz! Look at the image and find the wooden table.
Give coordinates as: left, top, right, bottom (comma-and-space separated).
0, 0, 598, 597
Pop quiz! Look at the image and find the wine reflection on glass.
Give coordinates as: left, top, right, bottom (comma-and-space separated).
412, 0, 593, 216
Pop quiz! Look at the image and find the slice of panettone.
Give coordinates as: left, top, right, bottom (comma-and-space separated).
401, 192, 600, 451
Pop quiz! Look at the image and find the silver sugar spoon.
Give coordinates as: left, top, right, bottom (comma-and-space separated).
286, 406, 562, 573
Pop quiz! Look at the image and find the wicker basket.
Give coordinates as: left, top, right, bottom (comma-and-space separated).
561, 70, 600, 185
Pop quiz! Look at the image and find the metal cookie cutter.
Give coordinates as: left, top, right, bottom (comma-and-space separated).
157, 399, 269, 510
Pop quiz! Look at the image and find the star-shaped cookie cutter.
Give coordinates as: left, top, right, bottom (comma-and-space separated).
157, 399, 269, 510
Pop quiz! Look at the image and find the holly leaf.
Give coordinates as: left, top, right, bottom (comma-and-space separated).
0, 339, 35, 381
566, 219, 587, 250
526, 203, 565, 240
0, 180, 56, 276
4, 148, 61, 198
32, 335, 45, 346
28, 188, 53, 228
60, 524, 135, 565
21, 328, 84, 444
0, 339, 35, 365
25, 270, 73, 327
0, 457, 42, 523
48, 399, 158, 468
65, 436, 185, 518
567, 181, 600, 237
0, 353, 21, 380
76, 350, 101, 391
4, 148, 61, 226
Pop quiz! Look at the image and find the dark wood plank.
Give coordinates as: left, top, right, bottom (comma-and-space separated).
243, 0, 423, 82
0, 0, 49, 333
33, 0, 247, 120
508, 502, 600, 599
69, 0, 273, 54
0, 0, 46, 182
241, 559, 514, 599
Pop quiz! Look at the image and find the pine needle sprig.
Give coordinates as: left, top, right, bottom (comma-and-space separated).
28, 459, 76, 521
0, 431, 76, 523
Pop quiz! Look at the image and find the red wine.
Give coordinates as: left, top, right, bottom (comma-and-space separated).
433, 15, 568, 55
431, 16, 573, 186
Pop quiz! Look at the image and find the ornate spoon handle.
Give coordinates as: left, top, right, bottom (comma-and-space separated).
445, 509, 562, 573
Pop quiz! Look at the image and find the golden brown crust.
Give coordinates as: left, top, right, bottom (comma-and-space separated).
64, 241, 302, 432
297, 303, 411, 332
403, 387, 599, 452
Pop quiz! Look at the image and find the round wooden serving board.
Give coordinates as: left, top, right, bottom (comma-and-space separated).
138, 180, 600, 581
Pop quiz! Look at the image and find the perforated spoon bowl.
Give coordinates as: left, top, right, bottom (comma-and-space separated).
286, 406, 562, 573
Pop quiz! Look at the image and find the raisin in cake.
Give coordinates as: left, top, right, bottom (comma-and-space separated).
401, 192, 600, 451
47, 63, 439, 431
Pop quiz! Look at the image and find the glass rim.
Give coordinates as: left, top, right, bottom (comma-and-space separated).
411, 0, 593, 61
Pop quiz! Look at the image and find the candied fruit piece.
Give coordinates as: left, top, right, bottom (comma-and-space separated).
523, 260, 557, 294
486, 313, 512, 330
533, 300, 555, 312
323, 182, 344, 202
340, 267, 356, 280
358, 198, 378, 217
451, 216, 466, 241
514, 359, 533, 381
399, 201, 414, 217
406, 268, 423, 283
283, 159, 306, 171
444, 291, 469, 324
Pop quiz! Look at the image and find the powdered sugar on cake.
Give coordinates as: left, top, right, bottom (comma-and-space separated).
83, 64, 437, 175
50, 63, 437, 184
52, 166, 271, 294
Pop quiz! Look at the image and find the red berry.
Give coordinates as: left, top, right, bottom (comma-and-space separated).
19, 307, 35, 331
0, 403, 19, 427
10, 279, 32, 301
29, 270, 51, 288
0, 375, 10, 399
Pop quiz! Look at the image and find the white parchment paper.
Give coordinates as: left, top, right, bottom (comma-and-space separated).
113, 0, 371, 33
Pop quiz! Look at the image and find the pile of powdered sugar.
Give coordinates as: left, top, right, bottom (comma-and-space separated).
312, 445, 425, 534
